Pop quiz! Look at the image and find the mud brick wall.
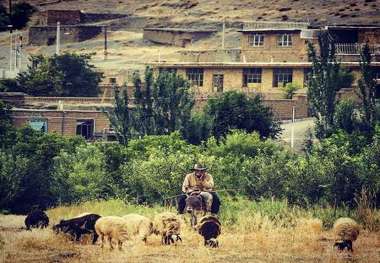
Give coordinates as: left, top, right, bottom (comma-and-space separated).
29, 26, 102, 46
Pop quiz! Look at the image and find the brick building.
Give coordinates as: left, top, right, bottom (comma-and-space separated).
1, 93, 113, 140
152, 21, 380, 101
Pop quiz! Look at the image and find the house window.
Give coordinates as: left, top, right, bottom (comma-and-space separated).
248, 34, 264, 47
273, 68, 293, 87
212, 74, 224, 92
303, 68, 312, 87
243, 68, 262, 87
76, 119, 94, 140
186, 68, 204, 87
29, 119, 48, 132
277, 34, 292, 47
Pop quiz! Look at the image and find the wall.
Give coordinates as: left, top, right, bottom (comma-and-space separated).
173, 67, 307, 96
143, 29, 215, 47
39, 10, 82, 26
240, 31, 313, 62
11, 109, 110, 137
29, 26, 102, 46
179, 49, 241, 62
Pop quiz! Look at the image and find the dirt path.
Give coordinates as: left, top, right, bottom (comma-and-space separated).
279, 118, 315, 151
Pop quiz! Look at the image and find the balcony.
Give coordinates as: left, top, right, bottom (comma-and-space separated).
335, 43, 380, 55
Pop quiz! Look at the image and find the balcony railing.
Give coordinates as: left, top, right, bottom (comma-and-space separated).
335, 43, 380, 55
243, 21, 310, 31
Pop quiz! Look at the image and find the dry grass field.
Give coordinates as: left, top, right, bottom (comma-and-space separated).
1, 200, 380, 263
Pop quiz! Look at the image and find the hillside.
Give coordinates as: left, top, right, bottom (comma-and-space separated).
1, 0, 380, 75
23, 0, 380, 26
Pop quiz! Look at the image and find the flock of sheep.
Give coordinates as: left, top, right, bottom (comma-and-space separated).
24, 208, 361, 252
24, 208, 222, 250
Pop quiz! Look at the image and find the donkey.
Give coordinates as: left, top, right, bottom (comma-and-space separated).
185, 192, 207, 228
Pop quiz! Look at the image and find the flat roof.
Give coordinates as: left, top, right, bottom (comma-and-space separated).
143, 27, 217, 33
11, 108, 106, 113
151, 61, 380, 68
326, 25, 380, 30
239, 28, 302, 33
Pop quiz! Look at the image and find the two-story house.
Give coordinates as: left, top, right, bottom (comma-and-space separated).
152, 21, 380, 100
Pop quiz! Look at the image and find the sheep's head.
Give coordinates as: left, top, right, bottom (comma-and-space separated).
205, 238, 219, 248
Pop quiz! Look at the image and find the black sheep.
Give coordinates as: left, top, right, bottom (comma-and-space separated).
53, 213, 101, 244
197, 215, 221, 248
25, 208, 49, 230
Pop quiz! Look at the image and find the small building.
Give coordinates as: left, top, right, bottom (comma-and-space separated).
29, 25, 102, 46
1, 92, 114, 140
143, 28, 217, 47
38, 10, 83, 26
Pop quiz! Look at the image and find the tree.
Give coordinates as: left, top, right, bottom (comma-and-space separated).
106, 85, 133, 145
109, 68, 195, 143
358, 43, 377, 134
205, 91, 281, 139
153, 71, 194, 135
11, 2, 36, 29
133, 67, 155, 136
0, 99, 15, 149
16, 53, 103, 97
307, 32, 354, 139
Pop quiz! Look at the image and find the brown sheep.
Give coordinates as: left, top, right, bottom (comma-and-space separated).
152, 212, 182, 245
94, 216, 130, 250
333, 217, 360, 252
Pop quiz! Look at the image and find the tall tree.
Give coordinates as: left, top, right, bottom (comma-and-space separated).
17, 53, 103, 97
358, 43, 377, 134
108, 68, 194, 143
133, 67, 155, 135
106, 85, 133, 145
153, 71, 194, 134
307, 32, 353, 139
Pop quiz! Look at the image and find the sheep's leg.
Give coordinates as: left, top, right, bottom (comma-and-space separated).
347, 241, 353, 252
92, 232, 99, 244
118, 240, 123, 250
100, 234, 105, 248
108, 236, 113, 250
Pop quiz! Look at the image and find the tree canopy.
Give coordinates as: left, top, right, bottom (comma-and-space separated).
15, 53, 103, 97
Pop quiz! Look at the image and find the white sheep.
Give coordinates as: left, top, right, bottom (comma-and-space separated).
94, 216, 130, 250
152, 212, 182, 245
122, 213, 153, 243
333, 217, 360, 252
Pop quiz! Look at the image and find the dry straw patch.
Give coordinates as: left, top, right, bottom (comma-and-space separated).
1, 201, 380, 263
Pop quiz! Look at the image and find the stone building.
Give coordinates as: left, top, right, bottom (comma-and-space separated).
152, 21, 380, 101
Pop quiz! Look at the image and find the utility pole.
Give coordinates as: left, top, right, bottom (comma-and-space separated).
9, 28, 13, 72
104, 26, 108, 60
56, 21, 60, 55
8, 0, 12, 33
221, 18, 225, 49
290, 106, 295, 149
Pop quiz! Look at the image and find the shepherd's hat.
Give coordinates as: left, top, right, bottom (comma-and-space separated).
193, 163, 207, 171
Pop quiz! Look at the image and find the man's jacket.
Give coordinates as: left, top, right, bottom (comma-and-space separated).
182, 172, 214, 193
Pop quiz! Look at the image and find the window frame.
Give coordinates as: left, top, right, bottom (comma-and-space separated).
273, 68, 293, 87
186, 68, 204, 87
28, 118, 48, 133
76, 119, 95, 140
243, 68, 262, 87
212, 73, 224, 93
277, 33, 293, 47
248, 33, 264, 47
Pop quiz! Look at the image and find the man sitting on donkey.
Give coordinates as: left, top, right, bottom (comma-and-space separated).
177, 164, 221, 215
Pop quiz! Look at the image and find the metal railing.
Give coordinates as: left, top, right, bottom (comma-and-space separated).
335, 43, 380, 55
